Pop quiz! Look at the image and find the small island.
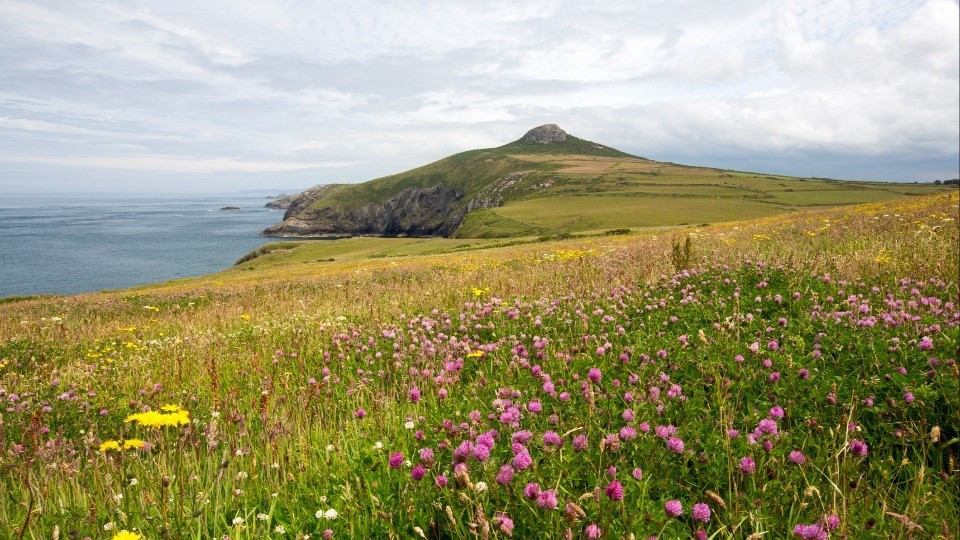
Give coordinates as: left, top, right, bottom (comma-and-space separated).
219, 206, 241, 211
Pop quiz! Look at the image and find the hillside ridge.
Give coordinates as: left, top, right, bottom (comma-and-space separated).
262, 125, 952, 239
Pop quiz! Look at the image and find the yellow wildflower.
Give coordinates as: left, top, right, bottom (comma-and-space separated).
99, 440, 121, 452
112, 531, 144, 540
125, 406, 190, 428
466, 351, 484, 358
240, 314, 251, 320
123, 439, 147, 450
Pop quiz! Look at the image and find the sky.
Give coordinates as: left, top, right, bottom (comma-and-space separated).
0, 0, 957, 194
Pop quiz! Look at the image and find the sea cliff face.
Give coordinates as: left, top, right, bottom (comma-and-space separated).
261, 184, 465, 237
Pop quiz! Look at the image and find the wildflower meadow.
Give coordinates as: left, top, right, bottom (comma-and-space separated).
0, 192, 957, 539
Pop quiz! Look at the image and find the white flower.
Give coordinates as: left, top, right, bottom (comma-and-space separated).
257, 513, 269, 521
315, 510, 324, 519
129, 478, 138, 486
324, 509, 339, 520
319, 496, 327, 503
236, 471, 248, 480
404, 421, 415, 429
374, 441, 383, 450
274, 525, 286, 534
211, 411, 220, 418
103, 522, 115, 531
232, 516, 244, 525
474, 481, 488, 493
326, 444, 335, 452
272, 462, 280, 469
113, 493, 123, 503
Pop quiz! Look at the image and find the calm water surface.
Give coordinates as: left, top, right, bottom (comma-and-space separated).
0, 194, 284, 296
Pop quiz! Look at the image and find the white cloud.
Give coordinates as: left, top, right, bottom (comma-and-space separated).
0, 0, 956, 191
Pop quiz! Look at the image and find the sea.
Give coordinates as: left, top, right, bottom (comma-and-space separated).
0, 193, 287, 297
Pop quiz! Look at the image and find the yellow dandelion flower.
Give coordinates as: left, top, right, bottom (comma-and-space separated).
240, 314, 251, 320
466, 351, 484, 358
99, 440, 121, 452
112, 531, 144, 540
125, 406, 190, 428
123, 439, 147, 450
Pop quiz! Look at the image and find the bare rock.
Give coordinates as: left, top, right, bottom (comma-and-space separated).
520, 124, 567, 144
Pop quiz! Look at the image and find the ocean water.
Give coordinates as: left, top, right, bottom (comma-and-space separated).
0, 194, 285, 296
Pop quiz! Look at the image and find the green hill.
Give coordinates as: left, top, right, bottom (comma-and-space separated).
263, 124, 952, 238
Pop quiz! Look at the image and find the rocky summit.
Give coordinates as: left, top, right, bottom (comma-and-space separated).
520, 124, 567, 143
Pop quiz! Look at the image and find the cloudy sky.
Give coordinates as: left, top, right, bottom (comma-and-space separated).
1, 0, 957, 193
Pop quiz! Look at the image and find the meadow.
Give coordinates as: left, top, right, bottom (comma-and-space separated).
0, 192, 957, 539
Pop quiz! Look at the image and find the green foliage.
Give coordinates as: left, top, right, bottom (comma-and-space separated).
0, 193, 957, 539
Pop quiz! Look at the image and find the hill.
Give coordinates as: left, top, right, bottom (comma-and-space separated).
263, 125, 952, 238
1, 192, 957, 538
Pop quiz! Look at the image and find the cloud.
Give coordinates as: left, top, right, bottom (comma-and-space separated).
0, 0, 956, 192
0, 153, 354, 173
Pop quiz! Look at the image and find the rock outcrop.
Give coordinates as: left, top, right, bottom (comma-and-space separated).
261, 184, 465, 237
520, 124, 567, 144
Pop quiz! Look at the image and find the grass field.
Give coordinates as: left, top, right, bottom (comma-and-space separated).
0, 192, 957, 539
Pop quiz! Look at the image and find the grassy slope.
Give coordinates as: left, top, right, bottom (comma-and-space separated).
0, 193, 957, 539
280, 132, 954, 238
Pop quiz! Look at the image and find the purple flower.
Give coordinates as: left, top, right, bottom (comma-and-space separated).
632, 467, 643, 480
788, 450, 807, 465
573, 434, 589, 451
692, 502, 711, 523
435, 475, 448, 487
411, 465, 426, 481
757, 418, 778, 435
496, 465, 514, 485
849, 440, 868, 457
727, 429, 740, 439
537, 489, 559, 509
769, 406, 785, 419
605, 480, 623, 501
354, 408, 367, 419
512, 430, 533, 444
543, 431, 564, 447
527, 400, 542, 413
513, 448, 533, 470
792, 523, 827, 539
903, 392, 915, 403
389, 452, 403, 469
824, 514, 840, 530
472, 444, 491, 462
588, 367, 602, 383
495, 514, 514, 535
664, 500, 683, 518
620, 426, 637, 441
585, 524, 602, 539
524, 482, 541, 499
738, 456, 757, 474
408, 387, 421, 403
667, 436, 685, 453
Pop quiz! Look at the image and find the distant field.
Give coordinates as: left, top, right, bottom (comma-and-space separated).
456, 195, 783, 237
